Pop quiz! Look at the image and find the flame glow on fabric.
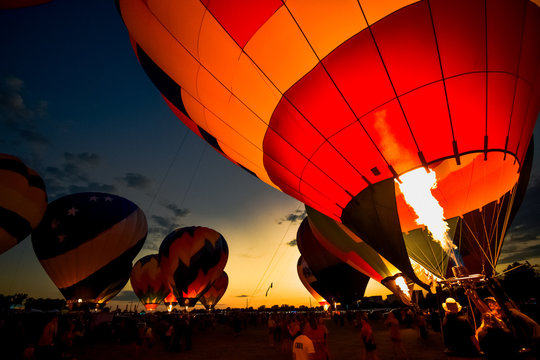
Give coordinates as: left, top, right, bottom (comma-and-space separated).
159, 226, 228, 307
130, 254, 169, 311
0, 153, 47, 255
117, 0, 540, 280
31, 192, 147, 304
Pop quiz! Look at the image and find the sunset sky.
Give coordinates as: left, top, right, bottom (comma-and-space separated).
1, 0, 539, 310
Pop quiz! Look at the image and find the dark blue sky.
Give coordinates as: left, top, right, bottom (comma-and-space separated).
0, 0, 539, 308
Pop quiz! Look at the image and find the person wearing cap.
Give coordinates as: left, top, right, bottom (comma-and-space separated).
442, 297, 481, 358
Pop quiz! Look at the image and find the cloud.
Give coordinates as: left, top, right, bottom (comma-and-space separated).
64, 152, 100, 166
118, 172, 152, 190
286, 239, 297, 247
278, 209, 306, 225
0, 76, 49, 147
164, 203, 190, 218
498, 242, 540, 265
113, 290, 140, 302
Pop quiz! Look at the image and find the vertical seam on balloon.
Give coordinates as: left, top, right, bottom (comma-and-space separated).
356, 0, 421, 156
485, 0, 489, 150
504, 1, 529, 157
144, 1, 354, 201
426, 0, 456, 144
281, 2, 394, 176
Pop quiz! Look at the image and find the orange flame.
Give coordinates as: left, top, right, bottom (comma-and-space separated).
397, 168, 456, 252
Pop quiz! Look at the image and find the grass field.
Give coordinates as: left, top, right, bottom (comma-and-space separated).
70, 316, 462, 360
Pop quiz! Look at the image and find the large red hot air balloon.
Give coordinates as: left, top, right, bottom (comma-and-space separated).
118, 0, 540, 278
199, 271, 228, 310
0, 154, 47, 255
159, 226, 228, 307
32, 192, 147, 305
130, 254, 169, 311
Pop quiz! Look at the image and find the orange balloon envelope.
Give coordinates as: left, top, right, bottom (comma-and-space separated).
130, 254, 169, 311
199, 271, 228, 310
118, 1, 540, 277
159, 226, 228, 307
0, 153, 47, 255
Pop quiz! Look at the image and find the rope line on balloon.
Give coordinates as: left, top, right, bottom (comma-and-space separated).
143, 127, 190, 216
154, 4, 391, 194
249, 202, 304, 301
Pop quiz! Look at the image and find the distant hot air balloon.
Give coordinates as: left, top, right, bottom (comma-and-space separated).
130, 254, 169, 311
31, 192, 147, 305
159, 226, 228, 307
297, 218, 370, 306
199, 271, 228, 310
0, 154, 47, 255
118, 0, 539, 279
297, 256, 330, 308
164, 292, 178, 311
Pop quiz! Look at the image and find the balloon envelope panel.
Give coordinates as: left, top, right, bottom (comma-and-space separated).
0, 154, 47, 255
130, 254, 169, 310
199, 271, 228, 310
296, 218, 370, 305
32, 192, 147, 303
159, 226, 228, 306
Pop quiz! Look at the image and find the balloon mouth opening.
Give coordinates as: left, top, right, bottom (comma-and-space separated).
395, 151, 520, 234
144, 303, 159, 311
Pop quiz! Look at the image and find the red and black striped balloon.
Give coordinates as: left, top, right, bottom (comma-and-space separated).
0, 153, 47, 255
130, 254, 169, 311
159, 226, 228, 307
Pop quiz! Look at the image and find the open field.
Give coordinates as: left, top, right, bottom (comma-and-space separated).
71, 316, 458, 360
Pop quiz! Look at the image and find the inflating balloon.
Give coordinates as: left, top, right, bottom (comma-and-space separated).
159, 226, 228, 307
297, 256, 330, 308
118, 0, 539, 276
199, 271, 228, 310
130, 254, 169, 311
32, 192, 147, 304
0, 153, 47, 255
297, 218, 370, 306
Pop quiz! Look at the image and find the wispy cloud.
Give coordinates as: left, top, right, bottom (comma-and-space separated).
164, 202, 190, 218
118, 172, 152, 190
0, 76, 49, 148
278, 209, 306, 225
286, 239, 297, 247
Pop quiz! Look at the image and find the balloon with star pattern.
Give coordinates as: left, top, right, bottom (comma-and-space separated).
31, 192, 147, 304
